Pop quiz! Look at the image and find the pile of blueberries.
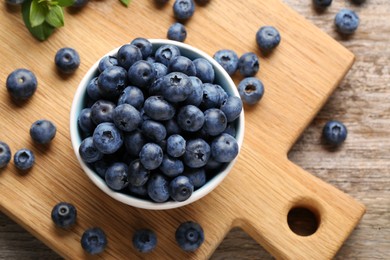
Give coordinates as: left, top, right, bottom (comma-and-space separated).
78, 38, 243, 203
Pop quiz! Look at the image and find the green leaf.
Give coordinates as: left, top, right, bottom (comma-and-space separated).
45, 5, 64, 27
30, 0, 47, 27
22, 0, 55, 41
57, 0, 74, 7
120, 0, 130, 7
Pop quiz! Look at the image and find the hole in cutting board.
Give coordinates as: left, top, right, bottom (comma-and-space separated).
287, 207, 319, 236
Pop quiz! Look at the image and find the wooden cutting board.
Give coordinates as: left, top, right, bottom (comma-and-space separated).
0, 0, 365, 259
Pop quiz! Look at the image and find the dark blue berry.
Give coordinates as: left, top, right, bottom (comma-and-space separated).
322, 120, 348, 146
183, 138, 210, 168
6, 0, 25, 5
173, 0, 195, 20
81, 227, 107, 255
86, 77, 101, 101
183, 168, 206, 189
98, 56, 118, 73
256, 26, 281, 53
203, 108, 227, 136
130, 38, 153, 59
183, 76, 203, 106
128, 159, 150, 186
167, 134, 186, 157
0, 142, 11, 168
238, 77, 264, 105
141, 120, 167, 142
147, 173, 170, 202
78, 108, 95, 134
117, 44, 142, 70
92, 122, 123, 154
201, 83, 228, 109
117, 86, 144, 110
113, 104, 142, 132
72, 0, 88, 7
213, 49, 238, 76
220, 96, 243, 122
211, 133, 239, 163
124, 130, 146, 156
90, 100, 116, 125
193, 58, 215, 83
238, 52, 259, 77
51, 202, 77, 228
169, 175, 193, 201
164, 119, 182, 136
30, 119, 56, 144
105, 162, 129, 190
335, 9, 359, 35
161, 72, 193, 103
79, 136, 103, 163
128, 60, 156, 88
55, 47, 80, 74
160, 155, 184, 177
93, 158, 110, 178
128, 183, 148, 198
97, 66, 128, 99
6, 68, 37, 100
177, 105, 205, 132
175, 221, 204, 251
132, 229, 158, 253
313, 0, 332, 8
155, 44, 181, 66
143, 96, 176, 121
168, 56, 196, 76
223, 122, 236, 137
139, 143, 163, 170
167, 22, 187, 42
148, 77, 164, 96
14, 148, 35, 170
152, 62, 168, 79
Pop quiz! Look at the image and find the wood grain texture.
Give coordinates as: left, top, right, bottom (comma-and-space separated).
0, 0, 388, 259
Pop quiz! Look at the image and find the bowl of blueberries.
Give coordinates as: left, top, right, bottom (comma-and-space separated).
70, 38, 244, 210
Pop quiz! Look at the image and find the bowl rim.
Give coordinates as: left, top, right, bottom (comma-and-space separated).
70, 39, 245, 210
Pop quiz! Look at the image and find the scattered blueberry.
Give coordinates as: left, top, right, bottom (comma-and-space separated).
117, 86, 144, 110
128, 159, 150, 186
72, 0, 89, 7
14, 148, 35, 170
6, 68, 37, 100
139, 143, 163, 170
90, 100, 116, 125
112, 104, 142, 132
117, 44, 142, 70
183, 138, 210, 168
147, 173, 170, 202
168, 56, 197, 76
5, 0, 25, 5
81, 227, 107, 255
55, 47, 80, 74
128, 60, 156, 88
131, 38, 153, 59
175, 221, 204, 251
220, 96, 243, 122
79, 136, 103, 163
173, 0, 195, 20
169, 175, 193, 201
51, 202, 77, 228
322, 120, 348, 146
213, 49, 239, 76
238, 52, 259, 77
97, 66, 128, 99
168, 22, 187, 42
92, 122, 123, 154
98, 56, 118, 73
335, 9, 359, 35
30, 119, 56, 144
105, 162, 129, 190
211, 133, 239, 163
256, 26, 281, 53
167, 134, 186, 157
177, 105, 205, 132
313, 0, 332, 8
238, 77, 264, 105
0, 142, 11, 168
193, 58, 215, 83
132, 229, 158, 253
155, 44, 181, 67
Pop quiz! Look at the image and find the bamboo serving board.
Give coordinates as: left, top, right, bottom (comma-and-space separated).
0, 0, 365, 259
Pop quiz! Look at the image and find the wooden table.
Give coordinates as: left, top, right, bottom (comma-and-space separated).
0, 0, 389, 259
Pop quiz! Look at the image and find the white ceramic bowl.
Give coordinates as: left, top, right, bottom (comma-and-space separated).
70, 39, 245, 210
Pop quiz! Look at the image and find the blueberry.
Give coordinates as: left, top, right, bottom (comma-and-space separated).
148, 77, 164, 96
79, 136, 103, 163
223, 122, 236, 137
124, 130, 146, 156
335, 9, 359, 35
141, 120, 167, 142
322, 120, 347, 146
238, 52, 259, 77
86, 77, 102, 101
132, 229, 157, 253
256, 26, 281, 53
238, 77, 264, 105
72, 0, 88, 7
161, 72, 193, 103
155, 44, 181, 66
98, 56, 118, 73
193, 58, 215, 83
6, 68, 37, 100
201, 83, 228, 109
105, 162, 129, 190
117, 44, 142, 70
203, 108, 227, 136
93, 159, 110, 178
220, 96, 243, 122
183, 76, 203, 106
213, 49, 238, 76
152, 62, 168, 79
167, 134, 186, 157
51, 202, 77, 228
55, 47, 80, 74
146, 56, 156, 64
128, 159, 150, 186
90, 100, 116, 125
139, 143, 163, 170
0, 142, 11, 168
167, 22, 187, 42
128, 60, 156, 88
30, 119, 56, 144
143, 96, 176, 121
183, 138, 210, 168
211, 133, 239, 163
78, 108, 96, 134
177, 105, 205, 132
173, 0, 195, 20
81, 227, 107, 255
168, 56, 196, 76
92, 122, 123, 154
128, 183, 148, 198
130, 38, 153, 59
113, 104, 142, 132
147, 173, 170, 202
169, 175, 193, 201
14, 148, 35, 170
175, 221, 204, 251
117, 86, 144, 110
97, 66, 128, 99
183, 168, 206, 189
160, 155, 184, 177
5, 0, 25, 5
313, 0, 332, 8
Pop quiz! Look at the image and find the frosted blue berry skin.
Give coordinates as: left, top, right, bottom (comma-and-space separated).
117, 86, 144, 110
124, 131, 146, 156
334, 9, 359, 35
238, 77, 264, 105
167, 22, 187, 42
86, 77, 101, 101
0, 142, 11, 168
200, 83, 228, 110
173, 0, 195, 20
177, 105, 205, 132
175, 221, 204, 251
313, 0, 332, 8
184, 77, 203, 106
143, 96, 175, 121
92, 122, 123, 154
139, 143, 163, 170
183, 168, 206, 189
160, 155, 184, 177
51, 202, 77, 228
105, 162, 129, 190
97, 66, 128, 99
14, 148, 35, 170
256, 26, 281, 53
98, 56, 118, 73
6, 68, 37, 100
211, 133, 239, 163
131, 38, 153, 59
169, 175, 193, 201
128, 159, 150, 187
55, 47, 80, 74
152, 63, 168, 79
141, 120, 167, 142
132, 229, 158, 253
30, 119, 57, 144
160, 72, 193, 103
117, 44, 142, 70
183, 138, 210, 168
147, 173, 170, 202
155, 44, 181, 66
168, 56, 197, 76
322, 120, 348, 146
167, 134, 186, 157
238, 52, 259, 77
202, 108, 227, 136
128, 60, 156, 89
90, 100, 116, 125
193, 58, 215, 83
81, 227, 107, 255
79, 137, 103, 163
112, 104, 142, 132
213, 49, 238, 76
220, 96, 243, 122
